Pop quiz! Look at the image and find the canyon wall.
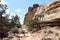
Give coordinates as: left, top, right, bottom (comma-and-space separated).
34, 1, 60, 22
24, 4, 39, 24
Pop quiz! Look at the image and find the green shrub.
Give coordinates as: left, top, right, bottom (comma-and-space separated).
27, 18, 41, 32
26, 14, 46, 33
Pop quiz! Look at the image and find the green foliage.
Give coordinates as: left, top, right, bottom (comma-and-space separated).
40, 22, 46, 29
11, 15, 21, 27
37, 14, 46, 29
27, 14, 46, 33
27, 18, 41, 32
6, 15, 21, 29
27, 18, 38, 26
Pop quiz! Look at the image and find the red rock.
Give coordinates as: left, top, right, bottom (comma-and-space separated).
24, 4, 39, 24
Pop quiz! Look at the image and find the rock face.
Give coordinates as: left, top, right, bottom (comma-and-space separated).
15, 0, 60, 40
41, 26, 60, 40
24, 1, 60, 24
24, 4, 39, 24
32, 1, 60, 26
35, 1, 60, 17
33, 1, 60, 40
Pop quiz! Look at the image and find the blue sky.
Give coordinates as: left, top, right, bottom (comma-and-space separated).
4, 0, 54, 24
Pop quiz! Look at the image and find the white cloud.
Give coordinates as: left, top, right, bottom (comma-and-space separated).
6, 9, 10, 14
0, 0, 8, 5
6, 8, 22, 24
15, 8, 21, 14
9, 13, 17, 19
9, 13, 23, 24
6, 8, 21, 18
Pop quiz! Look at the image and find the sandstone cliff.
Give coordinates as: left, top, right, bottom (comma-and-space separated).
24, 4, 39, 24
32, 1, 60, 40
23, 0, 60, 40
33, 1, 60, 22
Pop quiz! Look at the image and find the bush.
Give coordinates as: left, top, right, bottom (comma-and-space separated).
27, 18, 41, 32
26, 14, 46, 33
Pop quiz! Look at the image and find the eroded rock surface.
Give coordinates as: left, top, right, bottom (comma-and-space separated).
24, 4, 39, 24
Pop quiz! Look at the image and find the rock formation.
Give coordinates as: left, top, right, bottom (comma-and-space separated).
24, 4, 39, 24
33, 1, 60, 40
34, 1, 60, 23
23, 0, 60, 40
